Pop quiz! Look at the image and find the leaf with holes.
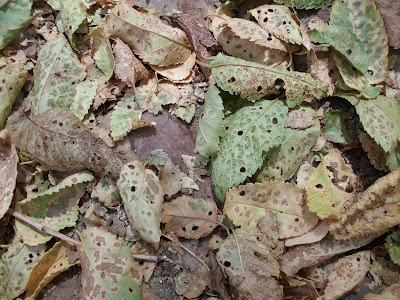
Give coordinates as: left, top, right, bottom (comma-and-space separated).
257, 109, 319, 182
0, 131, 18, 219
6, 107, 123, 177
60, 0, 86, 47
0, 0, 33, 49
28, 34, 86, 114
211, 99, 287, 201
15, 171, 93, 245
210, 53, 327, 108
70, 80, 98, 120
117, 160, 163, 244
0, 56, 28, 129
305, 153, 356, 220
224, 182, 318, 240
273, 0, 335, 9
329, 168, 400, 240
91, 27, 114, 80
106, 2, 192, 67
78, 227, 142, 299
161, 196, 218, 239
249, 5, 303, 45
0, 238, 46, 299
308, 0, 388, 90
216, 230, 283, 300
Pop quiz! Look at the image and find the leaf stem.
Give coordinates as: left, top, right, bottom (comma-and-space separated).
7, 208, 80, 246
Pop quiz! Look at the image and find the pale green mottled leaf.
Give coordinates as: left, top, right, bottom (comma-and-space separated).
0, 0, 33, 49
117, 160, 163, 244
70, 80, 98, 120
172, 104, 195, 123
386, 230, 400, 266
212, 99, 287, 201
106, 2, 192, 67
340, 95, 400, 153
257, 109, 319, 182
15, 171, 93, 245
273, 0, 334, 9
91, 27, 114, 80
305, 153, 356, 219
195, 83, 224, 157
249, 5, 303, 45
148, 149, 169, 167
323, 108, 349, 144
78, 227, 142, 299
0, 57, 28, 129
0, 238, 46, 299
29, 34, 86, 114
359, 132, 389, 172
210, 53, 327, 108
60, 0, 86, 46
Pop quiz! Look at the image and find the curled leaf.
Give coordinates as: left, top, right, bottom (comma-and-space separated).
60, 0, 87, 46
284, 221, 328, 247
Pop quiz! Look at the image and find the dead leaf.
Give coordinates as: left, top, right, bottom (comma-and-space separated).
360, 132, 389, 172
162, 196, 219, 239
284, 221, 328, 247
285, 108, 314, 129
364, 285, 400, 300
159, 158, 185, 197
175, 267, 209, 299
308, 49, 337, 96
93, 176, 121, 207
130, 242, 156, 282
374, 0, 400, 49
150, 52, 196, 82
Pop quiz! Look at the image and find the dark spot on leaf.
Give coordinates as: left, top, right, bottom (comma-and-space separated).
263, 17, 268, 22
272, 118, 278, 124
239, 191, 245, 196
240, 167, 246, 173
192, 225, 198, 231
223, 261, 231, 267
237, 130, 243, 136
257, 86, 262, 92
316, 184, 323, 189
131, 186, 136, 192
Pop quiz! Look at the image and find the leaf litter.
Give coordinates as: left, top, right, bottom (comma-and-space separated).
0, 0, 400, 299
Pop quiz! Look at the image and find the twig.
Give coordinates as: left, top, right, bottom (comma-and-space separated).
132, 254, 158, 262
7, 208, 80, 247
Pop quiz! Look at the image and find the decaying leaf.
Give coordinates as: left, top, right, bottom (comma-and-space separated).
323, 108, 349, 144
0, 130, 18, 219
210, 53, 327, 107
175, 267, 209, 299
212, 99, 287, 201
28, 34, 86, 115
159, 158, 185, 197
285, 108, 314, 130
150, 52, 195, 82
224, 182, 318, 240
305, 153, 356, 220
78, 227, 142, 299
273, 0, 335, 9
386, 230, 400, 266
308, 50, 337, 96
130, 242, 156, 282
374, 0, 400, 49
322, 251, 371, 299
60, 0, 87, 46
93, 176, 121, 207
359, 132, 389, 172
91, 27, 114, 80
106, 2, 192, 67
162, 196, 218, 239
216, 230, 283, 300
15, 171, 94, 245
284, 221, 328, 247
0, 56, 28, 129
329, 168, 400, 240
117, 160, 163, 244
0, 238, 46, 299
70, 79, 99, 121
364, 285, 400, 300
6, 107, 123, 177
24, 242, 78, 300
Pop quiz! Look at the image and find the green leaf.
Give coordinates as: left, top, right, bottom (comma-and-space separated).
78, 227, 142, 299
340, 95, 400, 153
195, 84, 224, 156
15, 171, 93, 245
257, 109, 319, 182
210, 53, 327, 108
0, 238, 46, 299
0, 57, 28, 129
0, 0, 33, 50
273, 0, 335, 9
148, 149, 169, 167
70, 80, 98, 120
323, 108, 349, 144
211, 99, 287, 201
117, 160, 163, 244
29, 34, 86, 115
172, 104, 196, 123
106, 2, 192, 67
386, 230, 400, 266
91, 27, 114, 80
60, 0, 87, 47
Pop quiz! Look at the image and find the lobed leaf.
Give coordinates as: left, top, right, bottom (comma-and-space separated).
106, 2, 192, 67
78, 227, 142, 299
6, 107, 123, 177
210, 53, 327, 108
15, 171, 93, 245
161, 196, 219, 239
117, 160, 163, 244
273, 0, 335, 9
211, 99, 287, 201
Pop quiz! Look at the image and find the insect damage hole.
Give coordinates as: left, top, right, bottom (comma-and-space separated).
240, 167, 246, 173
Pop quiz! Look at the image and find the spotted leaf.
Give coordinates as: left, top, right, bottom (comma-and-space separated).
273, 0, 335, 9
60, 0, 87, 47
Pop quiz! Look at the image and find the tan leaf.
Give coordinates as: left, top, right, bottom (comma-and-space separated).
130, 242, 156, 282
308, 49, 337, 96
285, 221, 328, 247
285, 108, 314, 129
0, 130, 18, 219
175, 268, 209, 299
150, 52, 196, 82
113, 38, 150, 87
162, 196, 218, 239
364, 285, 400, 300
322, 251, 371, 299
159, 158, 185, 197
94, 176, 121, 207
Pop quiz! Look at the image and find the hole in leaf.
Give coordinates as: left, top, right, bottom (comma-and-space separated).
346, 49, 352, 55
268, 8, 273, 12
131, 186, 136, 192
192, 225, 199, 231
223, 261, 231, 267
239, 191, 246, 196
272, 118, 278, 124
263, 17, 268, 22
240, 167, 246, 173
315, 184, 323, 189
367, 70, 374, 75
128, 165, 135, 169
208, 211, 213, 216
129, 288, 133, 292
237, 130, 243, 136
138, 261, 144, 266
257, 86, 262, 92
182, 227, 186, 231
283, 21, 286, 25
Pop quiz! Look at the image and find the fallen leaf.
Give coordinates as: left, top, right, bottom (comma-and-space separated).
175, 268, 209, 299
60, 0, 87, 47
117, 160, 163, 244
359, 132, 389, 172
0, 130, 18, 219
386, 230, 400, 266
284, 221, 328, 247
70, 79, 99, 120
130, 242, 156, 282
93, 176, 121, 207
296, 162, 315, 189
150, 51, 195, 82
285, 109, 314, 130
374, 0, 400, 49
148, 149, 169, 167
308, 49, 337, 96
364, 285, 400, 300
323, 108, 349, 144
162, 196, 219, 239
273, 0, 335, 9
78, 227, 142, 299
91, 27, 114, 80
159, 158, 185, 197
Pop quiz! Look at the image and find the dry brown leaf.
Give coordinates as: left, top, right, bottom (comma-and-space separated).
162, 196, 218, 239
308, 49, 337, 96
94, 176, 121, 207
113, 38, 150, 87
374, 0, 400, 49
6, 108, 123, 177
284, 221, 328, 247
175, 267, 209, 299
285, 108, 314, 129
150, 52, 196, 82
159, 158, 185, 197
322, 251, 371, 299
0, 130, 18, 219
364, 285, 400, 300
92, 79, 126, 110
130, 242, 156, 282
